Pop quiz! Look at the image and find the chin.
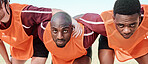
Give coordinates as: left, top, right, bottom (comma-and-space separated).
123, 35, 132, 39
124, 37, 130, 39
121, 34, 132, 39
56, 45, 65, 48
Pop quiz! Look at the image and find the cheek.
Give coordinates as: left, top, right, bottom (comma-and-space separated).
0, 9, 5, 20
131, 28, 137, 32
116, 27, 124, 34
64, 34, 71, 38
64, 33, 72, 41
51, 33, 57, 40
132, 24, 139, 32
115, 25, 122, 32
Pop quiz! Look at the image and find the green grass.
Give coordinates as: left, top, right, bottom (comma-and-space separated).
0, 36, 138, 64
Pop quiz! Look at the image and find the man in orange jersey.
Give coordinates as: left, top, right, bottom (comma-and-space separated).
0, 0, 82, 64
74, 0, 148, 64
38, 12, 106, 64
100, 0, 148, 64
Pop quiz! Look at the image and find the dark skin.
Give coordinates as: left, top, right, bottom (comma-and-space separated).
97, 13, 141, 64
0, 0, 5, 20
113, 13, 140, 39
113, 13, 148, 64
0, 0, 11, 64
0, 0, 10, 23
50, 12, 73, 48
50, 12, 91, 64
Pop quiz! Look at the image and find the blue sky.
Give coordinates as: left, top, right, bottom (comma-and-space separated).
10, 0, 148, 16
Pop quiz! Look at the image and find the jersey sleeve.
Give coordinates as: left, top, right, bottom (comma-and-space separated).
77, 13, 107, 36
21, 5, 52, 39
21, 5, 52, 27
76, 13, 107, 48
38, 21, 48, 41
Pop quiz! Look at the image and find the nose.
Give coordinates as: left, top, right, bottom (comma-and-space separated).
123, 27, 131, 35
57, 32, 63, 39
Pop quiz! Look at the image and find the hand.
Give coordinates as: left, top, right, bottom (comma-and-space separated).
72, 18, 82, 38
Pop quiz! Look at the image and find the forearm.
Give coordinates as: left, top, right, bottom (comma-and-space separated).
0, 40, 11, 63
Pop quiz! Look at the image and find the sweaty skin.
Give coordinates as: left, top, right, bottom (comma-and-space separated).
50, 12, 73, 48
113, 13, 140, 39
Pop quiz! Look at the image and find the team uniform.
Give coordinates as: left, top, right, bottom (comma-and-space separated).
38, 13, 106, 64
100, 5, 148, 62
0, 3, 93, 61
0, 3, 52, 59
98, 5, 145, 51
75, 13, 106, 48
73, 13, 112, 50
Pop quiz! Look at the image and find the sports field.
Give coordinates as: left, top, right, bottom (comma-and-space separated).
0, 36, 138, 64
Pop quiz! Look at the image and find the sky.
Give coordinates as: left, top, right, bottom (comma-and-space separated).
10, 0, 148, 16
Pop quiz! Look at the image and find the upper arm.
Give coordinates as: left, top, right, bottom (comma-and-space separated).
37, 21, 49, 41
73, 14, 84, 21
21, 5, 52, 27
77, 13, 107, 36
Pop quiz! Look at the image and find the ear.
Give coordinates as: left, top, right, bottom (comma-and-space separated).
72, 25, 74, 31
139, 14, 142, 25
112, 15, 115, 21
139, 14, 142, 22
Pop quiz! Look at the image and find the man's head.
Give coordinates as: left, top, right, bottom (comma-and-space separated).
113, 0, 141, 39
50, 12, 73, 48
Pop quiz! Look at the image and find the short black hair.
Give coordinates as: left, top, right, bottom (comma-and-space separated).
113, 0, 141, 16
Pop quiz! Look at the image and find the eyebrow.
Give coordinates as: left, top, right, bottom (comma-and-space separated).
116, 23, 124, 25
51, 26, 70, 29
129, 22, 137, 25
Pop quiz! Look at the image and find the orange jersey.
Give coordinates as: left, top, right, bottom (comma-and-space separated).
43, 22, 87, 64
100, 5, 148, 62
0, 3, 33, 60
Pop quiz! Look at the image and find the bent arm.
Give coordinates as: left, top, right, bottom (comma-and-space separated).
0, 40, 11, 64
76, 13, 107, 36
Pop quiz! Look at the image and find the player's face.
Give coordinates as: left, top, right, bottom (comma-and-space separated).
0, 0, 5, 20
50, 19, 73, 48
113, 13, 140, 39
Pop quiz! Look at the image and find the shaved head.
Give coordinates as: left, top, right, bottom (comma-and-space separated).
50, 12, 73, 48
51, 12, 72, 26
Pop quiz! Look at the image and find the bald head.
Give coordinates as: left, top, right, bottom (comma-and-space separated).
51, 12, 72, 26
50, 12, 73, 48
